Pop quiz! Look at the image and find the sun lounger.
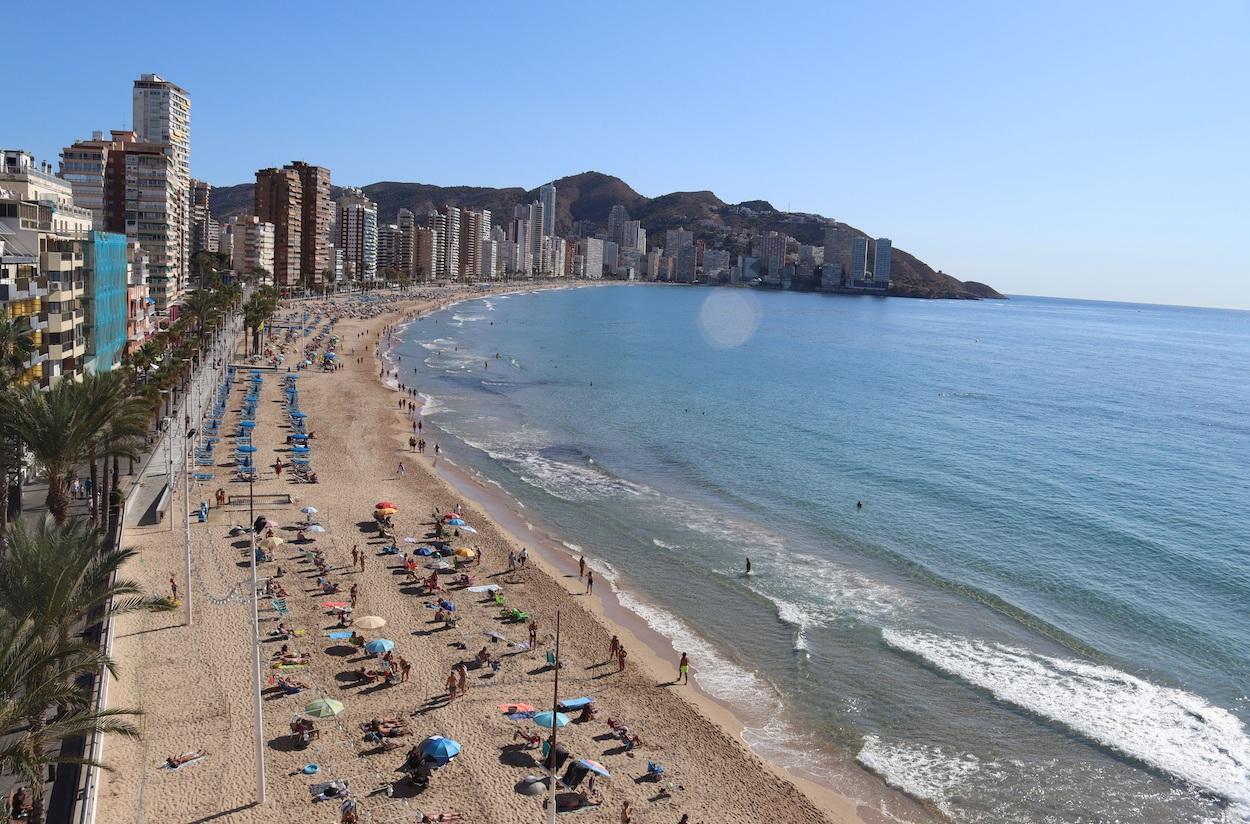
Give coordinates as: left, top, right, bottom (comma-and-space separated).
270, 598, 289, 615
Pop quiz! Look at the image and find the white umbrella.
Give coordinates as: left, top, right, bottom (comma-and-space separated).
300, 506, 318, 514
306, 524, 327, 533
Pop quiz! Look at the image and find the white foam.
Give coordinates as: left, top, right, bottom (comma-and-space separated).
560, 541, 584, 554
882, 629, 1250, 808
857, 735, 988, 818
651, 538, 681, 551
418, 393, 448, 416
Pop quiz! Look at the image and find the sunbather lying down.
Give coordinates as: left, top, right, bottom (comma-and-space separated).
418, 812, 463, 823
165, 749, 208, 768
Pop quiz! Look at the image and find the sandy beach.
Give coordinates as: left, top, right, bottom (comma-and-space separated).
96, 286, 873, 824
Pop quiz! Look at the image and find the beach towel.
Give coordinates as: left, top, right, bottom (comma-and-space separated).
499, 702, 536, 713
507, 711, 538, 721
327, 631, 352, 639
557, 697, 593, 711
161, 753, 208, 771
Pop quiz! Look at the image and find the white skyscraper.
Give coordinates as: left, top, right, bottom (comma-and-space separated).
132, 74, 190, 306
873, 238, 892, 287
336, 188, 378, 282
538, 183, 557, 237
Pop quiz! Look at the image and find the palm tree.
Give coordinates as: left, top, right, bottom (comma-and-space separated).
77, 373, 149, 526
0, 618, 141, 824
0, 516, 169, 824
0, 308, 36, 530
2, 382, 91, 524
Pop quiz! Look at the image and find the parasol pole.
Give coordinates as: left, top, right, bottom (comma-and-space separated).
545, 610, 561, 824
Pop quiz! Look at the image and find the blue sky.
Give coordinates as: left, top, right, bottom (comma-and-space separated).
17, 1, 1250, 308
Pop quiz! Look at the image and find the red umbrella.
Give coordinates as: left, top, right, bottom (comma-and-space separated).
376, 501, 397, 510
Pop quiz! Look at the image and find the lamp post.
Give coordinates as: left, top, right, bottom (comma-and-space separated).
182, 427, 196, 626
545, 611, 562, 824
248, 437, 267, 804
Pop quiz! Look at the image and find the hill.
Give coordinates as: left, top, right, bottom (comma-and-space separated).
210, 171, 1003, 299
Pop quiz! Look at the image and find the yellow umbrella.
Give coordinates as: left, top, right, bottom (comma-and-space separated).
376, 507, 397, 517
454, 548, 476, 558
260, 536, 284, 550
353, 615, 386, 630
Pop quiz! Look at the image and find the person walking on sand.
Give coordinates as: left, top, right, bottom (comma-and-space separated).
359, 551, 366, 573
397, 461, 405, 478
620, 800, 633, 824
508, 550, 516, 572
169, 574, 178, 602
528, 619, 538, 648
585, 569, 594, 595
409, 436, 417, 452
399, 656, 411, 682
617, 645, 627, 672
456, 663, 468, 695
677, 652, 690, 685
350, 583, 359, 608
418, 419, 423, 433
351, 546, 359, 569
445, 670, 458, 700
578, 555, 586, 579
608, 635, 620, 662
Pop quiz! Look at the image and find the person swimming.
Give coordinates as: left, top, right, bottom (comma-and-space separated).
857, 500, 863, 509
745, 557, 752, 575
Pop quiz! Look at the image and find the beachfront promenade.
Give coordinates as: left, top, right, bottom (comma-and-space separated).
89, 292, 848, 824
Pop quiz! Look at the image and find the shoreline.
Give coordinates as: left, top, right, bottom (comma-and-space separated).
382, 289, 936, 824
93, 283, 916, 824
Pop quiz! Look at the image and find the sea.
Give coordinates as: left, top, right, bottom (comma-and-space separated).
393, 284, 1250, 823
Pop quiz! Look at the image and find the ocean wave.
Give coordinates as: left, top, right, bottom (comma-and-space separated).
857, 735, 990, 817
418, 393, 449, 416
561, 541, 584, 554
452, 313, 486, 323
651, 538, 682, 551
882, 629, 1250, 809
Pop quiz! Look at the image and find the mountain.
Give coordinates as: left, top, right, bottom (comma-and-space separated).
210, 171, 1003, 299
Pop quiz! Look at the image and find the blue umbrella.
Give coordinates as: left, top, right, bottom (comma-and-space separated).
576, 758, 610, 778
363, 638, 394, 655
531, 711, 570, 730
291, 411, 307, 418
240, 420, 256, 428
418, 736, 461, 764
447, 518, 466, 526
237, 444, 257, 453
438, 599, 456, 612
292, 446, 310, 454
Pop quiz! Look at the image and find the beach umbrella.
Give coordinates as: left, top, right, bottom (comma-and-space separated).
377, 507, 397, 517
237, 444, 257, 453
418, 736, 461, 764
455, 525, 478, 534
364, 638, 395, 655
303, 698, 345, 719
260, 536, 284, 550
531, 711, 569, 730
446, 518, 466, 527
376, 501, 398, 510
437, 599, 456, 612
454, 547, 476, 558
353, 615, 386, 630
485, 631, 509, 642
292, 411, 307, 418
292, 445, 310, 453
301, 506, 318, 515
240, 420, 256, 428
576, 758, 610, 778
306, 524, 326, 533
467, 584, 501, 593
402, 537, 419, 544
427, 561, 452, 571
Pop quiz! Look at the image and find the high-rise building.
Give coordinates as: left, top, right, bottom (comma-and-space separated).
579, 237, 604, 278
432, 206, 460, 279
538, 183, 557, 237
479, 238, 497, 279
132, 74, 190, 308
377, 223, 399, 271
415, 227, 438, 281
254, 166, 303, 286
823, 222, 854, 286
230, 216, 275, 276
623, 220, 645, 253
459, 209, 490, 278
850, 236, 870, 284
602, 240, 619, 276
125, 242, 154, 354
703, 249, 731, 281
527, 202, 545, 272
0, 150, 92, 385
289, 161, 332, 284
396, 209, 416, 276
607, 205, 629, 247
872, 238, 892, 287
190, 179, 217, 253
60, 130, 182, 311
336, 188, 378, 283
757, 232, 787, 278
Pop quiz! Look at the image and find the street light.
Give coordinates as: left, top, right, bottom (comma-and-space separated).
182, 427, 196, 626
247, 429, 267, 805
